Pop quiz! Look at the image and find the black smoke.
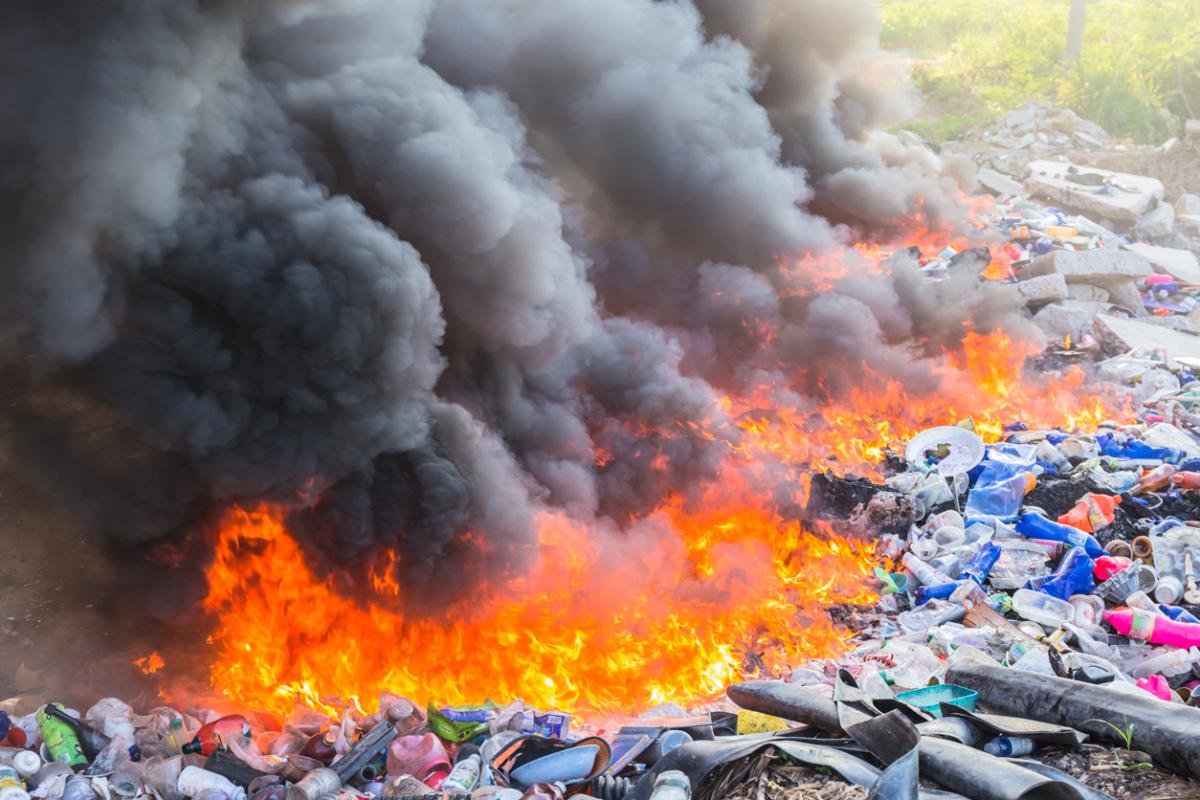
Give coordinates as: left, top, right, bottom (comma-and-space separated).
0, 0, 1021, 613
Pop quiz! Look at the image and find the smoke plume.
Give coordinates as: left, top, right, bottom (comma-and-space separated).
0, 0, 1014, 612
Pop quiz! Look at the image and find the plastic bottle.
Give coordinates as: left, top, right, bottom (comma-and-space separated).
385, 734, 450, 790
0, 752, 39, 781
1160, 605, 1200, 625
182, 716, 252, 757
1024, 547, 1095, 601
914, 581, 961, 606
958, 542, 1002, 586
1034, 441, 1071, 474
982, 736, 1036, 758
1014, 512, 1103, 558
61, 775, 96, 800
1171, 471, 1200, 491
1106, 608, 1200, 648
1012, 589, 1075, 628
648, 771, 690, 800
179, 767, 247, 800
35, 707, 86, 770
1156, 576, 1184, 605
1057, 494, 1121, 533
964, 471, 1036, 521
1138, 464, 1178, 493
901, 553, 954, 588
1068, 595, 1103, 627
41, 707, 109, 762
0, 766, 29, 800
441, 754, 480, 795
898, 600, 965, 634
298, 732, 336, 766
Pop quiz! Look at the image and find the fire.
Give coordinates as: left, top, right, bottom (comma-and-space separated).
203, 505, 876, 717
135, 651, 165, 675
194, 199, 1131, 719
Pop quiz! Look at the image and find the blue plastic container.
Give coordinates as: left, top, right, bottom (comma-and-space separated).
895, 684, 979, 718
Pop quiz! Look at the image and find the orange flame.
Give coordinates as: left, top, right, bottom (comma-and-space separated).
195, 199, 1132, 718
135, 651, 165, 675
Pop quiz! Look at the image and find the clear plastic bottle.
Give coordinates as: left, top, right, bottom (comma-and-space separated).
1011, 589, 1075, 628
901, 553, 954, 587
897, 599, 964, 634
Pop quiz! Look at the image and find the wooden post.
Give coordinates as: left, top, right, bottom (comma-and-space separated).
1065, 0, 1087, 64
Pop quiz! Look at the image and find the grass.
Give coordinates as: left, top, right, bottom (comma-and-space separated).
881, 0, 1200, 144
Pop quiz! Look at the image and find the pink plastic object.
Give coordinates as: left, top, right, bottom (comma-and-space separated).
1136, 674, 1173, 702
386, 733, 451, 789
1106, 608, 1200, 648
1094, 556, 1133, 582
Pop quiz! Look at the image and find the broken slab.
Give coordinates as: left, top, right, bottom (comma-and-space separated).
1012, 273, 1068, 306
1104, 281, 1146, 315
1093, 314, 1200, 366
1022, 248, 1152, 287
1126, 243, 1200, 284
1066, 284, 1110, 302
975, 167, 1024, 197
1136, 200, 1176, 240
1034, 300, 1111, 339
1024, 160, 1164, 223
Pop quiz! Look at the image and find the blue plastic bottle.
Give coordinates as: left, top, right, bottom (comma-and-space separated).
1014, 512, 1103, 558
1025, 546, 1095, 601
958, 542, 1002, 586
914, 580, 962, 606
1160, 604, 1200, 625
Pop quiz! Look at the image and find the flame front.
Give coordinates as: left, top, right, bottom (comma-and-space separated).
200, 204, 1131, 717
201, 326, 1126, 717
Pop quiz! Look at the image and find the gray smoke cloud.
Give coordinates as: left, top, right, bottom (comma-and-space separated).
0, 0, 1018, 614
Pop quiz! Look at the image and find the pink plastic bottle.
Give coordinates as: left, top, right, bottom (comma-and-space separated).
386, 734, 451, 790
1106, 607, 1200, 648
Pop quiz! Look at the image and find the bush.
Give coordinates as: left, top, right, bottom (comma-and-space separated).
881, 0, 1200, 143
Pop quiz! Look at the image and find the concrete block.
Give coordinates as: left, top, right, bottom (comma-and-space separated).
976, 167, 1024, 197
1126, 243, 1200, 284
1033, 300, 1110, 340
1094, 314, 1200, 365
1136, 201, 1176, 240
1105, 281, 1147, 315
1024, 160, 1164, 223
1023, 248, 1152, 287
1066, 284, 1110, 302
1013, 273, 1069, 306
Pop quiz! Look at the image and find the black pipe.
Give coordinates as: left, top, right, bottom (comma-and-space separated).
947, 662, 1200, 780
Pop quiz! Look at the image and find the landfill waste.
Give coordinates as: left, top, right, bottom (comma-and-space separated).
5, 104, 1200, 800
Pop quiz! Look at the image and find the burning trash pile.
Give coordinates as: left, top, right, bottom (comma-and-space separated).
6, 2, 1200, 800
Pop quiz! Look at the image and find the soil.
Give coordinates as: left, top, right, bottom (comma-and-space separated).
0, 398, 172, 715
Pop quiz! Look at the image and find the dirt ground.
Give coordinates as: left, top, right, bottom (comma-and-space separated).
0, 414, 170, 714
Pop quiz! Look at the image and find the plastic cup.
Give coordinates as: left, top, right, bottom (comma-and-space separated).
1095, 567, 1143, 604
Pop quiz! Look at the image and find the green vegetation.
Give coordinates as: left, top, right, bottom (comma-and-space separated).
880, 0, 1200, 143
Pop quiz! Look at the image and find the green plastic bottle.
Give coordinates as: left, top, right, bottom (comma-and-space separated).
35, 705, 87, 770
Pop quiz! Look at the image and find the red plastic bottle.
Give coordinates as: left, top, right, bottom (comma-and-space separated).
1171, 472, 1200, 491
181, 714, 252, 756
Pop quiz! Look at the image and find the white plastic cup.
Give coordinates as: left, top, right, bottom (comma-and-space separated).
934, 526, 966, 547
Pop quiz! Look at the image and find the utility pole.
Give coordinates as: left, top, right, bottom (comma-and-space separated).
1065, 0, 1087, 64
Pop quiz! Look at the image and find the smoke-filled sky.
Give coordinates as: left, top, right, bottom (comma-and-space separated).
0, 0, 1023, 612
